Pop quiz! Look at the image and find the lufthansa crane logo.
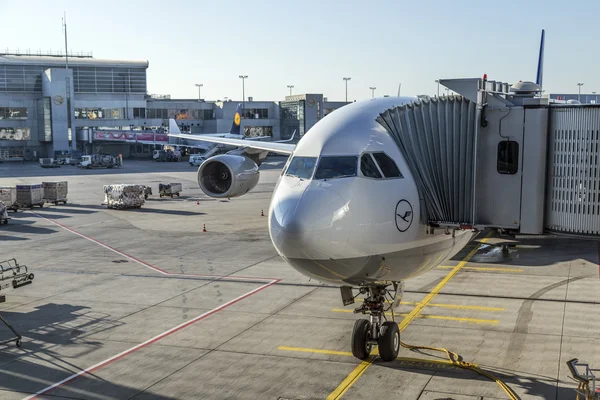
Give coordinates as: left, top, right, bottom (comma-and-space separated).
234, 112, 241, 126
53, 95, 64, 105
395, 199, 413, 232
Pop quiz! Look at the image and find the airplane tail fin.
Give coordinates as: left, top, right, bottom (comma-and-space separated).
169, 119, 182, 135
536, 29, 545, 90
230, 103, 243, 135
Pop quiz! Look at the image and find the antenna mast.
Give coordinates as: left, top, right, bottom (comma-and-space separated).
62, 12, 69, 69
397, 83, 402, 97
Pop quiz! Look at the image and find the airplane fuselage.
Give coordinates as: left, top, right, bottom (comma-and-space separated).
267, 98, 475, 286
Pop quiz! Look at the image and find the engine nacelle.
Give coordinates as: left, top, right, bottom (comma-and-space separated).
197, 154, 260, 198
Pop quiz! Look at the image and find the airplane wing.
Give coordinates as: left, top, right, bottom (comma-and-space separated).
167, 133, 296, 155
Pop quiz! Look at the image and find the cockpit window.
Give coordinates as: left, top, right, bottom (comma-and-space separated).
285, 156, 317, 179
372, 152, 402, 178
360, 154, 382, 178
314, 156, 358, 180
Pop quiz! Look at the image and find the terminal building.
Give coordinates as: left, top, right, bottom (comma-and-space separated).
549, 93, 600, 104
0, 51, 348, 160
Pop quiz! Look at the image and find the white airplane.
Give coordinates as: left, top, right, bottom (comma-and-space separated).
169, 103, 294, 154
169, 96, 475, 362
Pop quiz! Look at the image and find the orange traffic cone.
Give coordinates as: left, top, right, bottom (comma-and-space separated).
261, 209, 265, 217
203, 224, 206, 232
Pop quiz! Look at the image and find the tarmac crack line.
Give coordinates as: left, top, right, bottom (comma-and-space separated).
555, 263, 572, 400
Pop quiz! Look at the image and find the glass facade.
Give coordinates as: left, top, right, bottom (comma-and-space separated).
280, 100, 304, 139
0, 127, 31, 140
0, 64, 147, 94
146, 109, 215, 120
242, 108, 269, 119
0, 107, 28, 119
243, 126, 272, 138
42, 97, 52, 142
75, 108, 125, 119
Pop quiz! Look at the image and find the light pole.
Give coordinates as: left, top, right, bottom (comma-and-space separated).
435, 79, 440, 97
593, 91, 597, 104
287, 85, 294, 96
369, 86, 376, 98
577, 82, 584, 102
239, 75, 248, 110
195, 83, 203, 102
343, 77, 351, 102
444, 87, 450, 96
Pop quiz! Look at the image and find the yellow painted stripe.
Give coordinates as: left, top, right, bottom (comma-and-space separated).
326, 232, 493, 400
356, 300, 504, 312
331, 309, 498, 325
278, 346, 352, 356
421, 302, 503, 312
437, 265, 523, 273
277, 346, 475, 367
412, 314, 498, 325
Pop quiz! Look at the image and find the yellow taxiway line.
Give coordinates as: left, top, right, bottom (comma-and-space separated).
357, 300, 504, 312
277, 345, 477, 368
437, 265, 523, 273
325, 232, 493, 400
331, 308, 499, 325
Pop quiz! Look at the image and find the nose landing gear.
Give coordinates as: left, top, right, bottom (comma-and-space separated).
341, 283, 402, 361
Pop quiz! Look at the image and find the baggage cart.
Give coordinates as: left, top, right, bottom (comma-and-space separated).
42, 181, 68, 205
143, 185, 152, 199
0, 202, 9, 225
16, 184, 44, 208
0, 258, 35, 348
0, 186, 18, 211
159, 183, 182, 198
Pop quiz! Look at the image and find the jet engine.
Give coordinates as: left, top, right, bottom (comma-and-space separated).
197, 154, 260, 198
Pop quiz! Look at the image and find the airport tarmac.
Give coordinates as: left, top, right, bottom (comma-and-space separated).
0, 159, 598, 400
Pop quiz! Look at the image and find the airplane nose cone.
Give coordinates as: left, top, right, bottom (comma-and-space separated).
268, 179, 359, 284
269, 184, 315, 259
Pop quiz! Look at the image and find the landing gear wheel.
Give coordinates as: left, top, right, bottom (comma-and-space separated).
378, 321, 400, 361
351, 319, 372, 360
16, 340, 22, 348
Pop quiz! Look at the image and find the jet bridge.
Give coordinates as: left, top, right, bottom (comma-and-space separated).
377, 77, 600, 237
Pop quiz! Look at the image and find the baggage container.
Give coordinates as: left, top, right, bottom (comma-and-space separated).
16, 184, 44, 208
103, 184, 145, 209
42, 181, 68, 205
0, 202, 8, 224
0, 187, 17, 211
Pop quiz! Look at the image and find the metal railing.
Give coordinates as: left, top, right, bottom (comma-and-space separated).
0, 48, 93, 58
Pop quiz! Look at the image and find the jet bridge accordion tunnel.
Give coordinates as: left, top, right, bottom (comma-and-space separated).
376, 79, 600, 237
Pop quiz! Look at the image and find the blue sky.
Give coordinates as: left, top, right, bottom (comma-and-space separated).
1, 0, 598, 101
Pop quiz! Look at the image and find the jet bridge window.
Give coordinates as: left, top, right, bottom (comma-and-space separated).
372, 152, 403, 178
497, 141, 519, 174
360, 154, 382, 178
315, 156, 358, 180
285, 156, 317, 179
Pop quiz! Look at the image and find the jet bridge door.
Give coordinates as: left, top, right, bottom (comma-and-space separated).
474, 107, 525, 230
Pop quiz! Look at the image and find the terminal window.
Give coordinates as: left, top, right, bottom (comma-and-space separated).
497, 141, 519, 174
0, 107, 28, 119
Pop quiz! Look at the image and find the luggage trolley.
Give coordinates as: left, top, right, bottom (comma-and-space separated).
0, 259, 35, 348
159, 183, 182, 198
0, 202, 9, 225
567, 358, 600, 399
